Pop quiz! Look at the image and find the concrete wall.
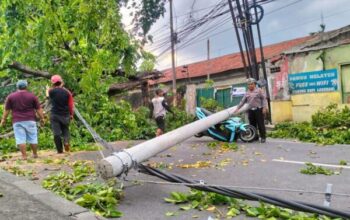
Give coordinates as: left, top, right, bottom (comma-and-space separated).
271, 101, 293, 123
287, 44, 350, 122
291, 92, 341, 122
185, 84, 197, 115
195, 70, 246, 89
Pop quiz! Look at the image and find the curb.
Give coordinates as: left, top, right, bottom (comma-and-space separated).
265, 124, 275, 131
0, 168, 107, 220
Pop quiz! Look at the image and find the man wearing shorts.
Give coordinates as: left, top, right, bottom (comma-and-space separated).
150, 89, 173, 136
47, 75, 74, 153
1, 80, 45, 160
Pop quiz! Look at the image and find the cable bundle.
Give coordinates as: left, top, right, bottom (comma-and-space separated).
139, 164, 350, 219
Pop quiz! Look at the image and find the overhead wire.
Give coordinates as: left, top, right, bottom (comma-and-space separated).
147, 0, 229, 53
156, 1, 350, 67
148, 0, 282, 57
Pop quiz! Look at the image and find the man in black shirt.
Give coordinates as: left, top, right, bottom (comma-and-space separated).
47, 75, 74, 153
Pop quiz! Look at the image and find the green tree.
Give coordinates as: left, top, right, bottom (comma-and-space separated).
0, 0, 166, 94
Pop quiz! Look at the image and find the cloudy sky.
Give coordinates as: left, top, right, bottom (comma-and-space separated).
131, 0, 350, 70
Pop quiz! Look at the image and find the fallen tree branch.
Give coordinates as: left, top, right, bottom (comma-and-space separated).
108, 70, 163, 95
108, 81, 141, 95
0, 131, 14, 139
7, 61, 51, 78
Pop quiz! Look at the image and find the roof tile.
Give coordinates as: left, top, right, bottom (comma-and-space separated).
152, 36, 313, 84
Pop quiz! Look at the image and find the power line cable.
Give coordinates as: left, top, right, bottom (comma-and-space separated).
148, 0, 229, 51
157, 5, 350, 62
138, 164, 350, 219
125, 178, 350, 198
150, 0, 285, 57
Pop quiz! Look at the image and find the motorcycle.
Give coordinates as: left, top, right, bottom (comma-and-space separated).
194, 107, 257, 142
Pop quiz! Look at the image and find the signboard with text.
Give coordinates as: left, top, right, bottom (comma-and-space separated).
231, 86, 246, 97
288, 69, 338, 94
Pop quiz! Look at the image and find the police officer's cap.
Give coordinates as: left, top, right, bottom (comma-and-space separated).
247, 78, 257, 84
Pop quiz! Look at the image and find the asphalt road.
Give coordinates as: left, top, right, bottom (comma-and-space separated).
95, 137, 350, 220
0, 178, 71, 220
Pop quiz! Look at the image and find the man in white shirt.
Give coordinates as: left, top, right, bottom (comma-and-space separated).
150, 89, 174, 136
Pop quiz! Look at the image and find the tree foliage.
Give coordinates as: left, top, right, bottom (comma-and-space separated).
0, 0, 166, 93
125, 0, 166, 39
270, 104, 350, 145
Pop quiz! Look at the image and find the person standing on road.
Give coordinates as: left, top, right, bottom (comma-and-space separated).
150, 89, 174, 136
47, 75, 74, 153
235, 78, 268, 143
1, 80, 45, 160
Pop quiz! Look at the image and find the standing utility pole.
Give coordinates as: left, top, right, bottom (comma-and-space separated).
253, 0, 271, 122
227, 0, 249, 78
169, 0, 177, 106
227, 0, 271, 122
207, 39, 210, 80
207, 39, 210, 60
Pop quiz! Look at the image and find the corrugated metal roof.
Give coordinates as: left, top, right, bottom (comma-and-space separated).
284, 25, 350, 54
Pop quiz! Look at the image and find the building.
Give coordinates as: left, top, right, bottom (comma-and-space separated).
150, 25, 350, 123
151, 36, 313, 118
271, 25, 350, 122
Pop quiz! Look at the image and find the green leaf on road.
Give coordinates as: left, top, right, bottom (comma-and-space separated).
165, 211, 178, 217
300, 163, 335, 175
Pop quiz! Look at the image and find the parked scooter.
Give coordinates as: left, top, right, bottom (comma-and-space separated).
194, 107, 257, 142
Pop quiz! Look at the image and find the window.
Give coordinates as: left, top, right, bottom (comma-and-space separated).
270, 66, 281, 73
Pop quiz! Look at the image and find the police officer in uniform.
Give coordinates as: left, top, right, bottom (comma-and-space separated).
235, 78, 268, 143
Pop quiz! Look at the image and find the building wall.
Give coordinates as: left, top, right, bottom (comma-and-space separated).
195, 70, 246, 89
271, 100, 292, 123
287, 44, 350, 122
291, 92, 341, 122
185, 84, 197, 115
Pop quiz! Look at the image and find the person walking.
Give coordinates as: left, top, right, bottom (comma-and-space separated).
150, 89, 174, 136
1, 80, 45, 160
47, 75, 74, 153
235, 78, 268, 143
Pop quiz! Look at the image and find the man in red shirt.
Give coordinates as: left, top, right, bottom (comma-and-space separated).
1, 80, 45, 160
47, 75, 74, 153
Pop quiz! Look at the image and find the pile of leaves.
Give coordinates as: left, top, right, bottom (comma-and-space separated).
269, 104, 350, 145
207, 141, 238, 151
165, 189, 338, 219
300, 163, 338, 176
1, 164, 35, 177
42, 160, 123, 218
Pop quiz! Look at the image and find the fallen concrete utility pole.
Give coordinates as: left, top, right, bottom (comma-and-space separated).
97, 104, 249, 179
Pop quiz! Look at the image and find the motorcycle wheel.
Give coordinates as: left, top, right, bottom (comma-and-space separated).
239, 125, 257, 142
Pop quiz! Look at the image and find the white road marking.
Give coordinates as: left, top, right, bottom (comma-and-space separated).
272, 159, 350, 169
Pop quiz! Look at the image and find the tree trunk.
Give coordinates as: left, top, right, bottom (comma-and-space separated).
141, 81, 150, 106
